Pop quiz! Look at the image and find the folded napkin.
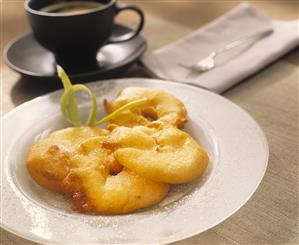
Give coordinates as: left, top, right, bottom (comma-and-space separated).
142, 3, 299, 93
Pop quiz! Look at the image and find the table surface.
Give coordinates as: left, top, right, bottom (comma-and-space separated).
1, 1, 298, 244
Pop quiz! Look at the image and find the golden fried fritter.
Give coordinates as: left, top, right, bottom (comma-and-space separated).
26, 87, 209, 214
105, 87, 187, 128
26, 127, 109, 193
103, 124, 209, 184
26, 127, 169, 214
67, 167, 169, 214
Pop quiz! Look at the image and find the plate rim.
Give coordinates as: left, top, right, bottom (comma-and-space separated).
0, 78, 269, 244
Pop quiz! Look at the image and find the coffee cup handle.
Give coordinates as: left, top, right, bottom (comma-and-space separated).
108, 4, 144, 43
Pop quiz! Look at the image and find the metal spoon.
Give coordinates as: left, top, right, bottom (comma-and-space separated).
179, 29, 273, 73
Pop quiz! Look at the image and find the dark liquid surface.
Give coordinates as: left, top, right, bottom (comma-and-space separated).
40, 1, 105, 14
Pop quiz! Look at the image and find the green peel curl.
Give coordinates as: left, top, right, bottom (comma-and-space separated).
57, 65, 146, 127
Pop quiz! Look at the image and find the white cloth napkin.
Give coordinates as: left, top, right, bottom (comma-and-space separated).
142, 3, 299, 93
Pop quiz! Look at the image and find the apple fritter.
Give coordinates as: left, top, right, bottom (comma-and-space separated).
104, 87, 187, 129
26, 127, 169, 214
103, 124, 209, 184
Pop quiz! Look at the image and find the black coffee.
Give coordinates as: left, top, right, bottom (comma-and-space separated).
40, 1, 105, 14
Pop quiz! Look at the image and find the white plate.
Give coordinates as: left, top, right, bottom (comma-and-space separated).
1, 78, 268, 244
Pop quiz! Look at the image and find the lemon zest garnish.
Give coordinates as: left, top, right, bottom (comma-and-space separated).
57, 65, 146, 126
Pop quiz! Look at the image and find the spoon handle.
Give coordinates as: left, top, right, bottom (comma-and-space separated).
179, 29, 273, 74
215, 29, 273, 56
